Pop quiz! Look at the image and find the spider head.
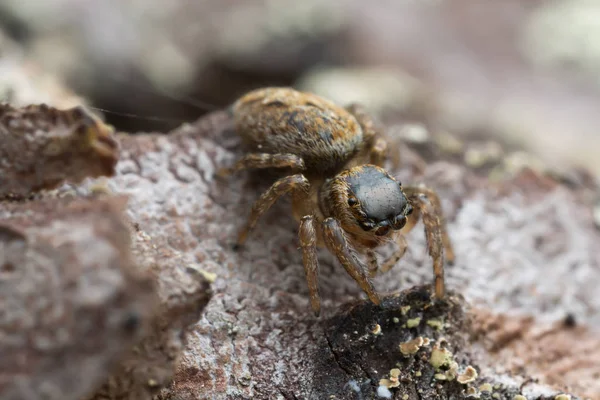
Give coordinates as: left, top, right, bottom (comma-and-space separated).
329, 165, 412, 238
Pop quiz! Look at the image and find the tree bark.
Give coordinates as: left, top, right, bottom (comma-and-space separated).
2, 106, 599, 400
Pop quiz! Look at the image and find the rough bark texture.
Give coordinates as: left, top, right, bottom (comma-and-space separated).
0, 112, 212, 400
471, 309, 600, 400
0, 103, 119, 198
0, 195, 157, 400
1, 100, 599, 399
79, 110, 600, 399
1, 2, 600, 399
87, 207, 213, 400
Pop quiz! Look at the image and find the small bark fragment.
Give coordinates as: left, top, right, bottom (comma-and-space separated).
0, 103, 119, 198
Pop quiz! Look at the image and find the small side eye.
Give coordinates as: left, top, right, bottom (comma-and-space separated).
347, 197, 357, 206
405, 204, 413, 216
360, 221, 375, 231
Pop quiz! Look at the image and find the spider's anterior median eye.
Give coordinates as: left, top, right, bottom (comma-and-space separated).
392, 214, 407, 230
375, 225, 391, 236
347, 197, 358, 206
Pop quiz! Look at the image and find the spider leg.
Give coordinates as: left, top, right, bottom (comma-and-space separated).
218, 152, 305, 177
345, 103, 389, 167
380, 234, 408, 274
366, 250, 378, 278
405, 186, 455, 264
367, 234, 408, 277
237, 174, 310, 245
299, 215, 320, 316
345, 103, 431, 173
403, 185, 454, 299
322, 217, 381, 305
369, 138, 388, 167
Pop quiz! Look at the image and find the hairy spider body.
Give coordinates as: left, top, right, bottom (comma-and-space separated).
231, 87, 365, 173
224, 87, 454, 315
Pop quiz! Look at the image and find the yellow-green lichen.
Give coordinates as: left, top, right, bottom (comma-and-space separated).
406, 317, 421, 328
429, 345, 453, 369
457, 366, 478, 384
444, 362, 459, 381
434, 373, 447, 380
371, 324, 382, 335
89, 179, 113, 195
399, 336, 424, 356
554, 395, 571, 400
188, 266, 217, 283
379, 368, 402, 389
426, 319, 444, 331
378, 378, 397, 389
479, 383, 493, 393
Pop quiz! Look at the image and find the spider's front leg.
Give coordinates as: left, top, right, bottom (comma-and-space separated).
322, 217, 381, 305
366, 250, 379, 278
299, 215, 320, 316
380, 234, 409, 274
218, 152, 305, 177
237, 174, 310, 245
366, 234, 408, 278
403, 186, 455, 299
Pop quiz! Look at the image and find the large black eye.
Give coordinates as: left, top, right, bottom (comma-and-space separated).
375, 226, 391, 236
347, 197, 357, 206
392, 215, 407, 230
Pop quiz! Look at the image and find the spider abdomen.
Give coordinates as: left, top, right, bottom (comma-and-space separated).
232, 87, 364, 173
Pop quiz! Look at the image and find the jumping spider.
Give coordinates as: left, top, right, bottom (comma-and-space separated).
222, 87, 455, 315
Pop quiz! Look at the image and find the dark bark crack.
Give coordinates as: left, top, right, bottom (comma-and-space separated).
324, 334, 354, 379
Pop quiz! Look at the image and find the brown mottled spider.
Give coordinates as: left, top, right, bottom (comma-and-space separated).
221, 87, 455, 315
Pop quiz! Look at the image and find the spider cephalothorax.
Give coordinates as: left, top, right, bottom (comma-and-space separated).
222, 87, 454, 315
324, 165, 413, 240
